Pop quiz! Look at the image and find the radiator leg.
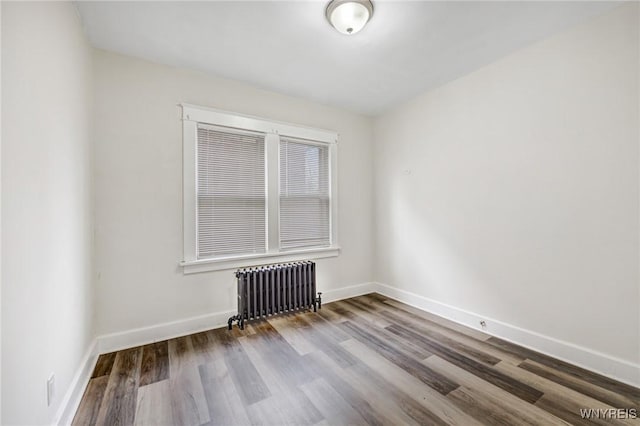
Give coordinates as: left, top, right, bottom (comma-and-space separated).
228, 314, 241, 331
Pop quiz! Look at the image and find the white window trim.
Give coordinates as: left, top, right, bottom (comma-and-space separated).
180, 103, 340, 274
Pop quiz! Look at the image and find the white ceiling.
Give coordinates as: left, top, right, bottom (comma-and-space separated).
76, 1, 619, 116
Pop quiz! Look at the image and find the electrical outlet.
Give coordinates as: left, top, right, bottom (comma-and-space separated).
47, 374, 55, 407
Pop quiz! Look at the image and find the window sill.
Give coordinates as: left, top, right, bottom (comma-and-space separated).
180, 246, 341, 274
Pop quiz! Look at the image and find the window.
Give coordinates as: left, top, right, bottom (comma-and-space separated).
196, 125, 266, 258
181, 104, 339, 273
280, 138, 330, 250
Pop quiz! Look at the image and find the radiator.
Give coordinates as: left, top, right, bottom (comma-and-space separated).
227, 261, 322, 330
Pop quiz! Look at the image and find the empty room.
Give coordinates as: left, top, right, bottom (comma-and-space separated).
1, 0, 639, 425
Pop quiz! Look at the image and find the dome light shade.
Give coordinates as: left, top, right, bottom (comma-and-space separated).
326, 0, 373, 35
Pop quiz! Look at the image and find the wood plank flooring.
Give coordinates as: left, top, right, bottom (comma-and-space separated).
73, 294, 640, 425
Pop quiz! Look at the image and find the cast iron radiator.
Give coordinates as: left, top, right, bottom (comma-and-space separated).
228, 261, 322, 330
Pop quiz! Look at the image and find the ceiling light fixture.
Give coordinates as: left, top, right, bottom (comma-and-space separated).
326, 0, 374, 35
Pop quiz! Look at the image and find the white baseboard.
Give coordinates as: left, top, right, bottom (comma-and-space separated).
321, 282, 377, 304
95, 282, 377, 355
54, 339, 99, 426
96, 308, 237, 354
372, 282, 640, 388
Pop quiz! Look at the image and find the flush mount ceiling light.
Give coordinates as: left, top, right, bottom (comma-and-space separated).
326, 0, 374, 35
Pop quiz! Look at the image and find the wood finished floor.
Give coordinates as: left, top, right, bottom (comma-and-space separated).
73, 294, 640, 425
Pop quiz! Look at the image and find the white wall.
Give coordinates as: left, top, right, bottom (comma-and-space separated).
92, 50, 374, 336
0, 2, 4, 422
1, 3, 94, 425
374, 2, 639, 374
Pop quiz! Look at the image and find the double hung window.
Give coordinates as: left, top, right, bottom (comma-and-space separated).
181, 105, 339, 273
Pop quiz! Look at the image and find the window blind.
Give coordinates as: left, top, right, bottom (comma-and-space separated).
279, 138, 330, 250
197, 124, 266, 258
